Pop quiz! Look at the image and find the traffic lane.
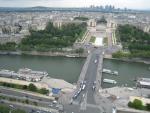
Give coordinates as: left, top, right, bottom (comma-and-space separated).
84, 53, 98, 82
73, 53, 96, 103
64, 104, 100, 113
0, 93, 54, 109
72, 49, 101, 104
73, 53, 99, 104
84, 53, 99, 104
0, 91, 62, 111
0, 87, 52, 102
0, 102, 51, 113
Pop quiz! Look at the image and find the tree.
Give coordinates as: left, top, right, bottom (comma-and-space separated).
28, 83, 37, 92
146, 103, 150, 111
128, 101, 133, 108
33, 101, 38, 106
22, 85, 28, 89
25, 99, 29, 104
75, 48, 84, 54
39, 88, 49, 94
116, 24, 150, 58
0, 105, 10, 113
132, 99, 144, 110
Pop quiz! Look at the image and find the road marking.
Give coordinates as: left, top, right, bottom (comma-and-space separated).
80, 92, 87, 110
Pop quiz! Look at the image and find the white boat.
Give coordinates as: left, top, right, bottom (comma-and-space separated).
103, 79, 117, 84
18, 68, 48, 76
102, 69, 119, 75
112, 71, 119, 75
102, 69, 111, 73
66, 55, 76, 58
0, 69, 15, 75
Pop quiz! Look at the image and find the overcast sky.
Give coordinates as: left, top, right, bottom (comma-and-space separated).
0, 0, 150, 10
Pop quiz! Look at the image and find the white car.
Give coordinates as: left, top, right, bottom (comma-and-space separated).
77, 88, 82, 94
94, 59, 97, 63
9, 105, 14, 108
112, 107, 116, 113
81, 84, 86, 90
52, 100, 57, 104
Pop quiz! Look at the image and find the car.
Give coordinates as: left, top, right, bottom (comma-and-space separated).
94, 59, 97, 63
48, 103, 53, 107
82, 94, 85, 98
77, 88, 82, 94
92, 85, 96, 91
112, 107, 116, 113
9, 105, 14, 108
36, 111, 41, 113
73, 93, 78, 99
102, 52, 105, 55
52, 100, 57, 104
0, 100, 4, 103
31, 109, 36, 112
81, 84, 86, 90
80, 81, 84, 87
80, 81, 86, 90
69, 98, 73, 105
92, 81, 96, 91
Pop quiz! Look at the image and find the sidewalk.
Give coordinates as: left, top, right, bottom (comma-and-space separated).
0, 86, 55, 100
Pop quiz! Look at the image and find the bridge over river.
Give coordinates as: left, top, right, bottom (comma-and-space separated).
64, 47, 113, 113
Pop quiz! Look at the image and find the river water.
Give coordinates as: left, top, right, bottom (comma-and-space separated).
0, 55, 85, 83
0, 55, 149, 87
102, 59, 150, 88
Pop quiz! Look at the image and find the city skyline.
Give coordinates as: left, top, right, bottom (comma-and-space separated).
0, 0, 150, 10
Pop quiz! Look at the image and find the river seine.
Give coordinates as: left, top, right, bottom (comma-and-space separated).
0, 55, 149, 87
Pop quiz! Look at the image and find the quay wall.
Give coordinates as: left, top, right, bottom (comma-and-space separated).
0, 51, 87, 57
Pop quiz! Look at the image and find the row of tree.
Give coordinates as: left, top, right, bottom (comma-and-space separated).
0, 42, 17, 51
1, 82, 49, 95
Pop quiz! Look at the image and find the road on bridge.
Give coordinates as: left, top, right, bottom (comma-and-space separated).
64, 48, 113, 113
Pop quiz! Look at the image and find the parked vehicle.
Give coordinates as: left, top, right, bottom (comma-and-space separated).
92, 81, 96, 91
80, 81, 86, 90
94, 59, 97, 63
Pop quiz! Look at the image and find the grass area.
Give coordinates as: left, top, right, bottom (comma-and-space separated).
112, 51, 130, 58
103, 37, 108, 46
0, 104, 27, 113
0, 82, 49, 95
0, 95, 38, 106
90, 36, 96, 43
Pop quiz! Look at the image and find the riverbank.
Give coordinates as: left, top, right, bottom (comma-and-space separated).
104, 55, 150, 65
99, 87, 150, 113
0, 51, 87, 58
